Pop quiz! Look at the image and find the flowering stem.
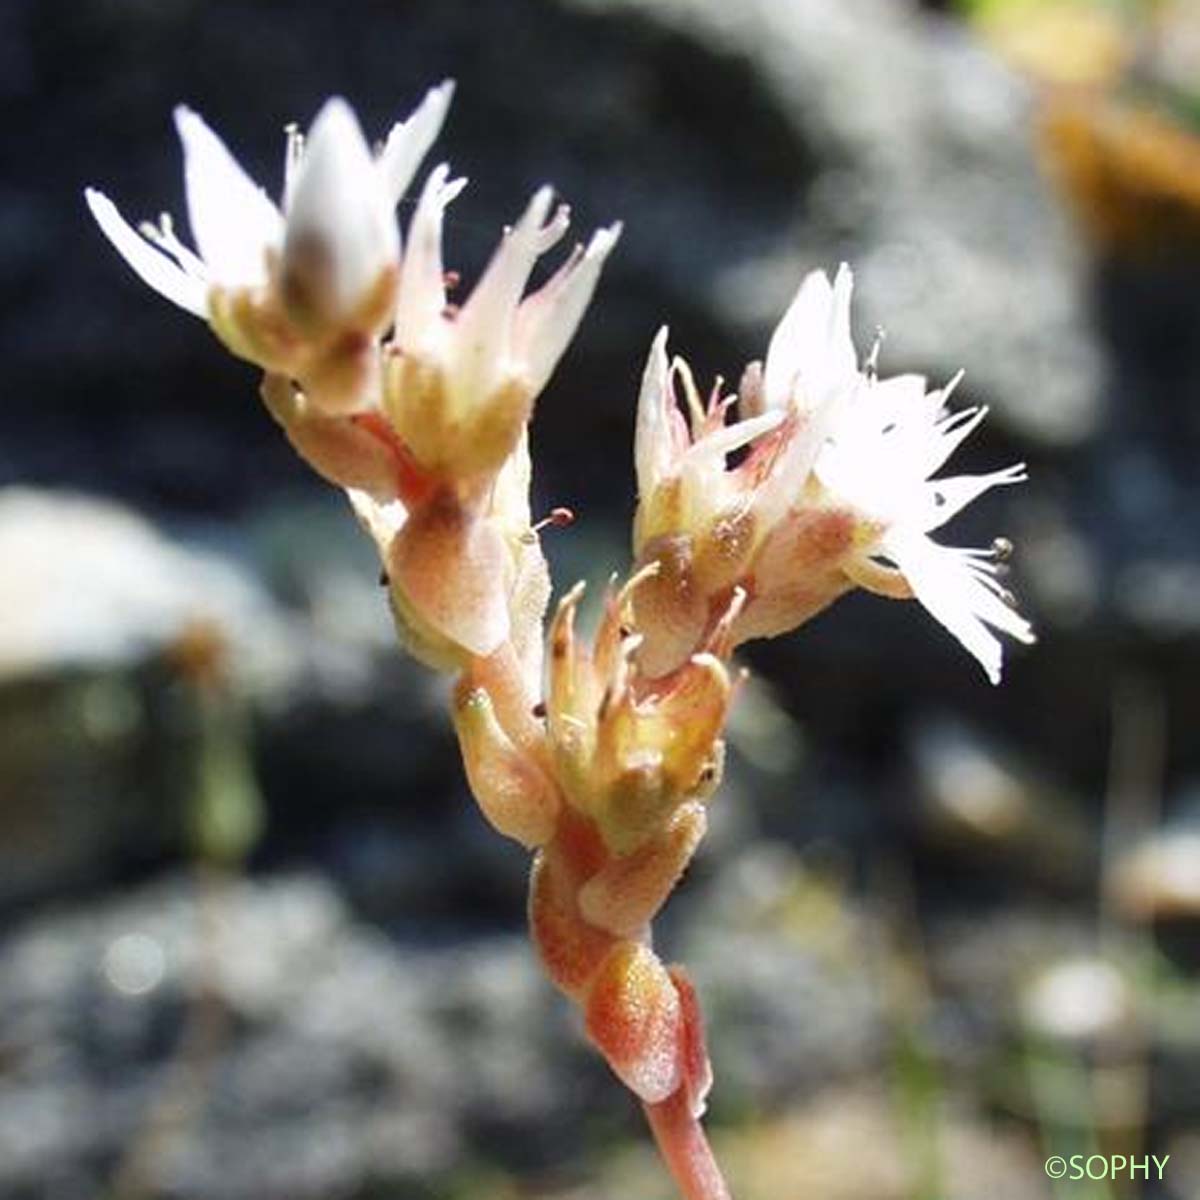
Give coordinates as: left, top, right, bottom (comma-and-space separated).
642, 1091, 733, 1200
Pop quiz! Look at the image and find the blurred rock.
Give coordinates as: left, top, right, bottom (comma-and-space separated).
0, 872, 580, 1199
0, 487, 290, 690
0, 865, 907, 1198
677, 843, 886, 1108
908, 717, 1090, 882
929, 907, 1103, 1043
0, 487, 455, 910
1019, 956, 1134, 1044
0, 488, 278, 906
1109, 797, 1200, 923
575, 0, 1101, 447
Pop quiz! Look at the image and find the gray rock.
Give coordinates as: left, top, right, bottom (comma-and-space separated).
0, 856, 902, 1197
907, 716, 1091, 881
0, 487, 292, 691
677, 843, 886, 1108
0, 872, 579, 1198
570, 0, 1102, 446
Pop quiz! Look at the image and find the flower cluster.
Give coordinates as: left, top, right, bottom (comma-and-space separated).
86, 81, 1034, 1200
89, 86, 619, 672
632, 266, 1035, 684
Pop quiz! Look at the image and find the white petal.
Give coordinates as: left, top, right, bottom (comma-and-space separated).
634, 327, 675, 499
681, 409, 782, 470
918, 464, 1027, 533
378, 80, 455, 207
284, 97, 399, 321
885, 531, 1034, 685
763, 269, 829, 410
828, 263, 856, 375
748, 403, 831, 533
451, 186, 560, 405
762, 263, 858, 413
513, 221, 621, 396
920, 401, 988, 477
85, 189, 208, 317
394, 163, 466, 351
173, 106, 282, 289
868, 373, 929, 420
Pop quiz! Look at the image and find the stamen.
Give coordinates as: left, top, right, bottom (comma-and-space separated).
616, 559, 663, 608
671, 357, 707, 435
704, 585, 748, 658
865, 327, 886, 378
991, 536, 1013, 562
283, 122, 305, 205
524, 506, 576, 542
706, 375, 726, 416
738, 360, 764, 418
540, 506, 576, 531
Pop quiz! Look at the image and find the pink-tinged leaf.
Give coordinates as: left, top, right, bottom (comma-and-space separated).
389, 497, 509, 657
585, 940, 682, 1104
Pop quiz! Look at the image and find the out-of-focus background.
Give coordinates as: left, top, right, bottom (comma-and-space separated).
2, 0, 1199, 1195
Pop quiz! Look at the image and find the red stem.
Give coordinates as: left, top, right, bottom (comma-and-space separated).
642, 1090, 733, 1200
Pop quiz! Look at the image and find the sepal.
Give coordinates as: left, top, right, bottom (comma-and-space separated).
453, 683, 559, 848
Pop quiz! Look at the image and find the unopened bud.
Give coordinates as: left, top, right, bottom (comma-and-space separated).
281, 98, 399, 336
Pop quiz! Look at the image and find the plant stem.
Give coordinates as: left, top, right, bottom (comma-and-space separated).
643, 1090, 733, 1200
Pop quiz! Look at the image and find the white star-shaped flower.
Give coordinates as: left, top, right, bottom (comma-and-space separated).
633, 264, 1035, 683
85, 83, 452, 344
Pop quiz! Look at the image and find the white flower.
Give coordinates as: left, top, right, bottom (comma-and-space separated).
85, 81, 453, 325
811, 362, 1034, 684
634, 265, 859, 553
759, 262, 857, 420
632, 263, 1034, 684
398, 172, 621, 398
384, 171, 622, 481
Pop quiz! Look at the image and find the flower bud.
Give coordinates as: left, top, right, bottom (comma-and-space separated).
385, 179, 620, 487
545, 574, 735, 854
87, 86, 450, 416
280, 98, 399, 336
